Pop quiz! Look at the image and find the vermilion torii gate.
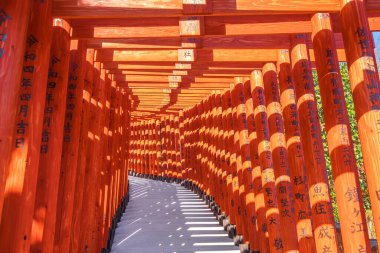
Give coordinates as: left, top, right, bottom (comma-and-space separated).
0, 0, 380, 253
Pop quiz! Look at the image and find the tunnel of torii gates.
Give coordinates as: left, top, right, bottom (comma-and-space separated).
2, 0, 380, 253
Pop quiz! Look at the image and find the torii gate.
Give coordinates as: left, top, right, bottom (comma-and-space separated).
0, 0, 380, 253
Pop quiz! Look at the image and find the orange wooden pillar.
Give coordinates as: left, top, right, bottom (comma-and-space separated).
0, 1, 51, 252
184, 109, 191, 182
122, 92, 130, 185
167, 118, 173, 179
190, 107, 199, 186
219, 93, 229, 218
203, 97, 212, 197
136, 122, 142, 175
54, 39, 87, 253
143, 121, 147, 176
70, 48, 95, 253
104, 80, 119, 250
197, 102, 206, 192
0, 0, 32, 218
98, 73, 113, 251
179, 111, 186, 180
161, 117, 168, 179
154, 120, 161, 176
78, 58, 107, 253
244, 78, 270, 253
144, 121, 149, 176
118, 90, 128, 197
30, 20, 71, 253
212, 93, 220, 203
170, 115, 177, 179
188, 108, 197, 185
232, 78, 259, 250
122, 91, 130, 194
262, 63, 299, 252
151, 120, 156, 177
129, 123, 134, 173
340, 0, 380, 241
166, 116, 172, 179
277, 49, 316, 252
209, 94, 216, 200
134, 123, 138, 174
235, 78, 259, 251
221, 92, 234, 228
175, 116, 182, 180
205, 95, 214, 199
139, 122, 145, 175
193, 107, 198, 185
231, 84, 249, 243
213, 92, 224, 209
250, 70, 284, 253
204, 97, 212, 196
214, 91, 226, 216
113, 88, 123, 212
225, 89, 244, 240
135, 123, 139, 174
110, 87, 122, 218
149, 120, 155, 176
96, 67, 112, 251
107, 81, 118, 223
291, 34, 339, 253
196, 103, 204, 190
145, 121, 150, 176
194, 101, 205, 192
173, 115, 179, 180
311, 13, 371, 252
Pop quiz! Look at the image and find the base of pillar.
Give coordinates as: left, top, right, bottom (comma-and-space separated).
239, 243, 250, 253
234, 234, 243, 246
227, 224, 236, 238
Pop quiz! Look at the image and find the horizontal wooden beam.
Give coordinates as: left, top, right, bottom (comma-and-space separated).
72, 18, 180, 38
54, 0, 342, 18
96, 49, 279, 62
87, 37, 182, 49
96, 48, 346, 65
104, 62, 264, 70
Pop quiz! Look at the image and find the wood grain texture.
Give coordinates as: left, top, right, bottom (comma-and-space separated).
0, 0, 31, 228
0, 2, 51, 253
30, 24, 71, 253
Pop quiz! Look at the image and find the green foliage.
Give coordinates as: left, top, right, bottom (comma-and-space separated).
312, 63, 370, 221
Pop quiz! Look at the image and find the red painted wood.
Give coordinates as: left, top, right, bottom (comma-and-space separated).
262, 63, 299, 252
179, 111, 185, 179
54, 39, 87, 253
225, 90, 244, 238
250, 69, 284, 253
220, 92, 234, 225
98, 73, 113, 250
312, 12, 371, 252
243, 78, 270, 253
277, 49, 316, 252
30, 23, 71, 253
232, 78, 259, 248
175, 116, 182, 179
291, 34, 339, 253
92, 67, 110, 252
0, 0, 31, 221
106, 80, 119, 231
0, 1, 51, 252
70, 48, 95, 253
340, 0, 380, 242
